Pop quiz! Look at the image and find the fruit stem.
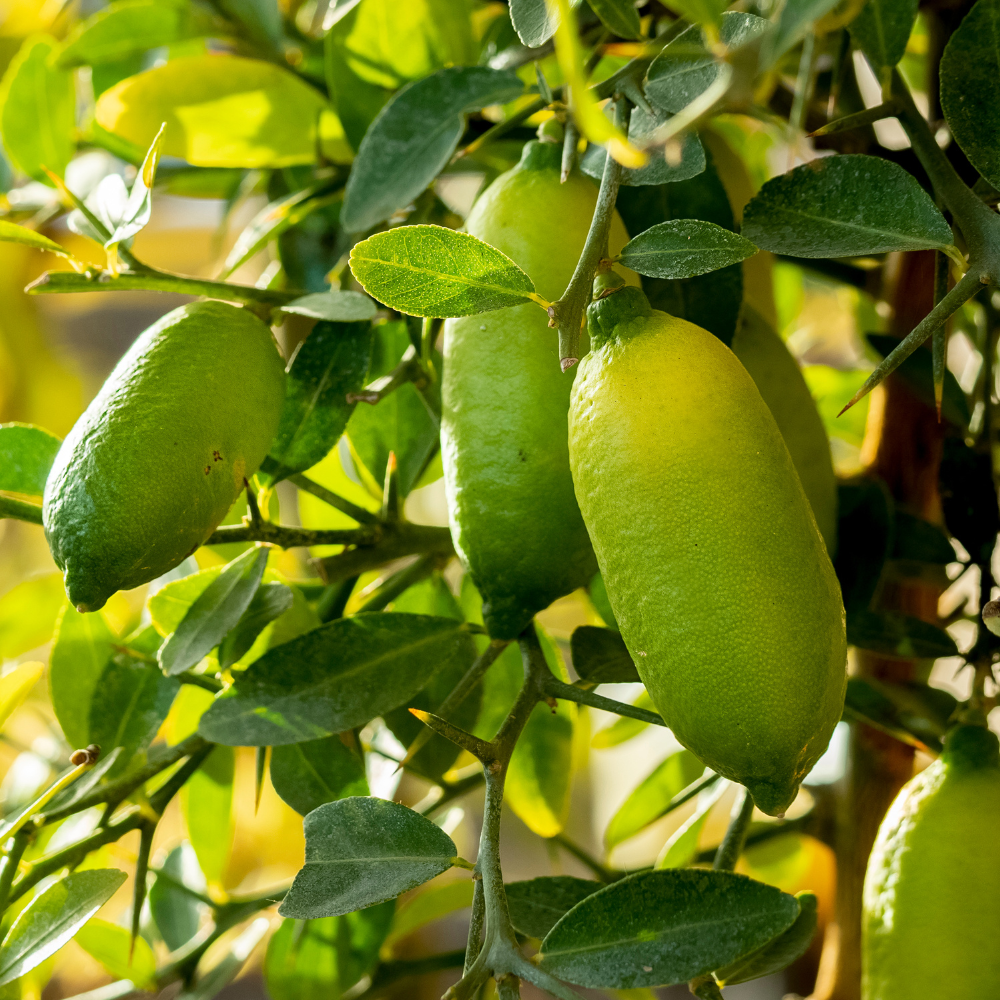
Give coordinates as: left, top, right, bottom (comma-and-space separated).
712, 786, 754, 871
0, 495, 43, 525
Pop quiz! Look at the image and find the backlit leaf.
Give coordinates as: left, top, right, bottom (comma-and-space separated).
182, 745, 234, 889
149, 844, 206, 952
0, 662, 44, 731
384, 880, 474, 948
75, 918, 157, 989
0, 573, 65, 659
655, 777, 729, 869
619, 220, 757, 279
510, 0, 556, 46
0, 223, 73, 260
846, 610, 959, 660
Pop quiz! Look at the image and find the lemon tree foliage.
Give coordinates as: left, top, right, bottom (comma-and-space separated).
0, 1, 998, 998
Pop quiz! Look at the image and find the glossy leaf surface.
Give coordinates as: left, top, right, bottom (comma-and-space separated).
619, 219, 757, 279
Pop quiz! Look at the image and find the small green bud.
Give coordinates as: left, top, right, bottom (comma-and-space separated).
537, 117, 564, 144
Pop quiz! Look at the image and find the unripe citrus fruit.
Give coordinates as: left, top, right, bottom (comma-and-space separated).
862, 724, 1000, 999
567, 287, 847, 815
442, 140, 638, 639
731, 305, 837, 553
44, 300, 285, 612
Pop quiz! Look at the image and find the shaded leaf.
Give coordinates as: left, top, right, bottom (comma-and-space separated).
182, 745, 234, 889
385, 880, 474, 948
0, 869, 128, 986
75, 918, 157, 989
850, 0, 919, 73
342, 66, 524, 232
264, 321, 373, 487
199, 613, 476, 746
0, 223, 73, 260
605, 750, 706, 848
217, 0, 282, 47
742, 155, 953, 258
619, 219, 757, 279
349, 225, 538, 317
159, 547, 269, 675
834, 479, 893, 614
0, 573, 64, 658
278, 291, 377, 322
270, 736, 369, 816
506, 877, 602, 938
280, 797, 458, 919
844, 677, 957, 753
218, 582, 294, 668
149, 843, 206, 952
846, 610, 958, 659
571, 626, 639, 684
510, 0, 557, 46
587, 0, 642, 38
940, 437, 1000, 564
0, 36, 75, 184
892, 511, 955, 566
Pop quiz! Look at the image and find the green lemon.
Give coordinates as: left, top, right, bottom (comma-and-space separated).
44, 300, 285, 612
442, 140, 639, 639
731, 305, 838, 553
862, 724, 1000, 999
567, 287, 847, 815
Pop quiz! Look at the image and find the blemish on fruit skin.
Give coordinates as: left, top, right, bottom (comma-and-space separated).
204, 466, 211, 475
213, 450, 223, 462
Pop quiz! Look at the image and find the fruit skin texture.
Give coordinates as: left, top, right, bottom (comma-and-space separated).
442, 140, 638, 639
44, 300, 285, 612
862, 724, 1000, 1000
568, 287, 847, 815
731, 305, 838, 554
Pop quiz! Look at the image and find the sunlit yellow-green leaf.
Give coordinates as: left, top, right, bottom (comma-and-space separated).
75, 918, 157, 989
0, 662, 44, 732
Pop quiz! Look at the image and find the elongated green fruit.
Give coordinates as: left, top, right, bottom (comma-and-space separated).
568, 287, 846, 815
862, 724, 1000, 999
44, 300, 285, 612
732, 305, 838, 553
442, 141, 638, 639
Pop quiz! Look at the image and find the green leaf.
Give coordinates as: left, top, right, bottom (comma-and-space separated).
570, 626, 638, 684
349, 226, 538, 317
199, 613, 476, 746
149, 843, 206, 952
278, 292, 377, 323
834, 479, 893, 614
741, 155, 954, 258
769, 0, 842, 61
264, 321, 374, 487
345, 320, 439, 497
846, 610, 959, 660
506, 877, 603, 939
280, 797, 458, 918
175, 916, 270, 1000
49, 603, 115, 750
941, 437, 1000, 564
217, 0, 282, 47
0, 223, 72, 260
75, 918, 157, 989
941, 0, 1000, 188
580, 105, 706, 187
218, 582, 294, 668
510, 0, 556, 46
605, 750, 706, 848
619, 219, 757, 279
182, 745, 235, 888
96, 54, 331, 168
148, 565, 222, 636
660, 0, 729, 31
270, 736, 369, 816
159, 547, 269, 675
0, 869, 128, 987
592, 691, 656, 748
384, 880, 474, 948
646, 14, 771, 115
0, 36, 76, 184
56, 0, 206, 68
265, 903, 394, 1000
0, 573, 64, 659
844, 677, 958, 753
850, 0, 918, 73
717, 891, 819, 985
537, 869, 800, 989
587, 0, 641, 38
655, 778, 729, 869
892, 511, 955, 566
342, 66, 524, 233
0, 662, 44, 731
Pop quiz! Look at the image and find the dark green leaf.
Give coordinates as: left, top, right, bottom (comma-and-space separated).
265, 903, 394, 1000
264, 321, 374, 486
940, 437, 999, 563
850, 0, 919, 72
892, 511, 955, 566
581, 105, 705, 187
158, 547, 269, 675
341, 67, 524, 232
538, 869, 800, 988
505, 877, 603, 938
834, 479, 893, 614
0, 36, 76, 183
605, 750, 705, 848
646, 13, 771, 114
510, 0, 556, 46
844, 677, 957, 753
270, 736, 369, 816
587, 0, 641, 38
217, 0, 282, 47
846, 610, 958, 659
199, 613, 476, 746
149, 844, 206, 952
278, 291, 377, 322
0, 869, 128, 986
280, 797, 458, 918
742, 156, 953, 258
0, 423, 61, 496
619, 220, 757, 279
717, 891, 819, 985
349, 225, 538, 316
587, 572, 619, 631
570, 626, 638, 684
218, 582, 294, 668
941, 0, 1000, 189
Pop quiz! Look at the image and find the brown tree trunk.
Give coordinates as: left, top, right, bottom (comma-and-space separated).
810, 250, 946, 1000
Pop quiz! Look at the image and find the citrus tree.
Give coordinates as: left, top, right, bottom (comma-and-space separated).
0, 0, 996, 998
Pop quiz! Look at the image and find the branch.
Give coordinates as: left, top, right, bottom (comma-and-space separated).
0, 495, 43, 525
318, 523, 454, 583
204, 520, 377, 548
544, 674, 667, 726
